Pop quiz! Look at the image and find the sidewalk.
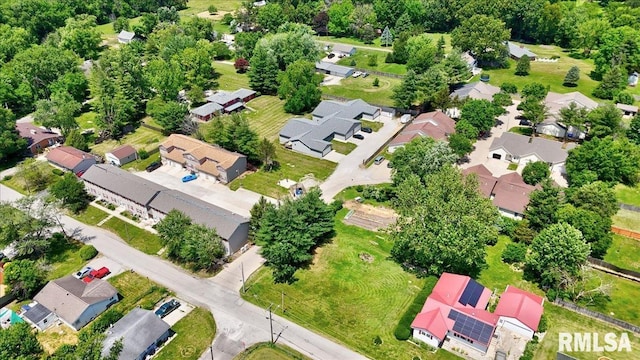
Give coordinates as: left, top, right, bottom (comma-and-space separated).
90, 200, 158, 234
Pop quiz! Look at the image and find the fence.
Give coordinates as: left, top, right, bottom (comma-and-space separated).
553, 299, 640, 334
362, 120, 411, 166
140, 123, 164, 133
619, 203, 640, 213
587, 256, 640, 282
611, 226, 640, 240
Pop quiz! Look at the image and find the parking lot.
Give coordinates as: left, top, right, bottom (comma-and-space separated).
135, 166, 276, 218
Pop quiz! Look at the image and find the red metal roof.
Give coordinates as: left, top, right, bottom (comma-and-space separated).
494, 286, 544, 331
46, 146, 92, 170
411, 309, 448, 340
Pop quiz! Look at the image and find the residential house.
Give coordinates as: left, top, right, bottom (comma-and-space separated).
315, 61, 355, 78
82, 164, 165, 219
411, 273, 543, 353
105, 145, 137, 167
46, 146, 97, 175
462, 165, 538, 219
617, 103, 638, 117
101, 308, 172, 360
331, 43, 356, 57
15, 123, 63, 155
190, 102, 223, 121
21, 303, 56, 331
488, 132, 576, 174
148, 189, 250, 253
33, 276, 118, 331
279, 99, 380, 158
450, 81, 500, 101
461, 52, 479, 75
159, 134, 247, 184
81, 164, 250, 253
190, 88, 257, 121
629, 72, 639, 87
506, 41, 537, 60
388, 111, 455, 153
537, 91, 599, 140
117, 30, 135, 44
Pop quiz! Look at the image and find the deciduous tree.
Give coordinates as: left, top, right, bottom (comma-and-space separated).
522, 161, 550, 185
57, 15, 102, 59
451, 15, 509, 67
593, 65, 627, 100
33, 91, 81, 136
392, 70, 418, 109
0, 322, 42, 360
559, 102, 589, 143
327, 0, 354, 37
257, 137, 277, 170
0, 108, 26, 162
406, 34, 437, 73
460, 99, 496, 136
65, 129, 89, 152
278, 60, 322, 114
146, 98, 188, 133
448, 133, 473, 158
49, 172, 90, 213
565, 137, 640, 187
525, 180, 560, 232
587, 103, 622, 139
391, 137, 457, 185
4, 259, 47, 300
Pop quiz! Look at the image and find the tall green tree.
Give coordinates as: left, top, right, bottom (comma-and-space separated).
257, 137, 277, 170
373, 0, 406, 29
557, 204, 612, 259
249, 196, 276, 238
522, 161, 550, 185
460, 99, 496, 135
327, 0, 355, 37
587, 103, 622, 139
559, 102, 589, 143
0, 108, 26, 162
391, 137, 457, 185
563, 66, 580, 87
593, 65, 627, 100
390, 31, 411, 64
392, 70, 418, 109
144, 58, 185, 101
49, 172, 90, 213
448, 133, 473, 158
525, 180, 560, 232
4, 259, 47, 300
380, 26, 393, 47
526, 222, 590, 290
628, 115, 640, 145
33, 92, 81, 136
455, 119, 479, 140
277, 60, 322, 114
451, 15, 510, 67
515, 55, 531, 76
206, 113, 260, 162
391, 167, 498, 277
65, 129, 89, 152
442, 50, 472, 85
146, 98, 188, 133
405, 35, 437, 73
257, 3, 288, 33
248, 45, 279, 95
156, 209, 193, 257
565, 137, 640, 187
57, 15, 102, 59
0, 322, 43, 360
567, 181, 618, 219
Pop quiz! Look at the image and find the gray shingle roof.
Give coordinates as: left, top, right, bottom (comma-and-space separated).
280, 117, 359, 153
312, 99, 378, 119
315, 62, 354, 77
489, 133, 576, 164
616, 103, 638, 113
206, 91, 240, 105
81, 164, 164, 206
117, 31, 135, 41
450, 82, 500, 101
101, 308, 170, 360
507, 42, 537, 59
231, 88, 256, 100
190, 102, 223, 117
331, 43, 355, 53
148, 190, 248, 240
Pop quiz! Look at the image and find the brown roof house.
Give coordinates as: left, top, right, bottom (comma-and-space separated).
388, 111, 455, 153
16, 123, 63, 155
105, 145, 137, 166
31, 275, 118, 330
159, 134, 246, 184
46, 146, 97, 175
463, 165, 539, 219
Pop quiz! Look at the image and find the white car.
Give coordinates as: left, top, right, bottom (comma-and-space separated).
74, 266, 93, 279
352, 71, 362, 78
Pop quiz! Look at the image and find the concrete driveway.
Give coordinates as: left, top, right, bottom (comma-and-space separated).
134, 167, 275, 218
157, 298, 195, 327
86, 255, 125, 281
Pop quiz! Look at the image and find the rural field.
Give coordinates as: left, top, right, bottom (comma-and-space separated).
322, 76, 400, 106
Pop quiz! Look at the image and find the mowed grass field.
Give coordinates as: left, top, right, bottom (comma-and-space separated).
613, 209, 640, 231
604, 235, 640, 271
242, 213, 458, 360
155, 307, 216, 360
336, 49, 406, 75
322, 75, 400, 106
90, 125, 166, 157
615, 183, 640, 207
216, 61, 250, 90
317, 32, 452, 53
233, 343, 311, 360
245, 96, 291, 140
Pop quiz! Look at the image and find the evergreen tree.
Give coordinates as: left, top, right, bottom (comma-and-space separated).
563, 66, 580, 87
65, 129, 89, 152
248, 45, 279, 95
435, 35, 445, 61
392, 70, 418, 109
515, 55, 530, 76
593, 66, 626, 100
525, 180, 560, 232
380, 26, 393, 47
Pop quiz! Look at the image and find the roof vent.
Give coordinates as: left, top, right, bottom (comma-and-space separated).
30, 129, 37, 135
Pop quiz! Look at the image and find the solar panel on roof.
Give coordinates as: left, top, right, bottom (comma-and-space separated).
448, 310, 495, 344
458, 279, 485, 306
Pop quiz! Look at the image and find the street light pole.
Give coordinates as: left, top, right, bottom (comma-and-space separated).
267, 303, 274, 344
209, 345, 214, 360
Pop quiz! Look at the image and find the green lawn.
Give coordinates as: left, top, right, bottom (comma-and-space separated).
230, 147, 337, 198
155, 307, 217, 360
69, 205, 110, 226
336, 49, 407, 75
615, 183, 640, 207
604, 235, 640, 271
108, 271, 170, 312
331, 140, 356, 155
360, 120, 383, 132
76, 111, 98, 130
215, 62, 251, 90
121, 151, 161, 172
317, 32, 452, 53
242, 212, 458, 360
179, 0, 241, 15
580, 270, 640, 326
613, 209, 640, 231
509, 126, 533, 136
478, 42, 602, 99
245, 96, 291, 140
100, 217, 163, 255
322, 76, 400, 106
1, 161, 61, 195
45, 237, 89, 281
233, 343, 311, 360
90, 125, 166, 157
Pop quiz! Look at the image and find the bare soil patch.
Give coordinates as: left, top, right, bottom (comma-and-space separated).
196, 10, 230, 21
343, 201, 397, 231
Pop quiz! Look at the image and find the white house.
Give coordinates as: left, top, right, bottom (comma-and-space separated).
105, 144, 137, 166
117, 30, 135, 44
21, 302, 58, 331
488, 132, 576, 174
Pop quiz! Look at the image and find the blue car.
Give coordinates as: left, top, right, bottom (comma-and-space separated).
182, 174, 197, 182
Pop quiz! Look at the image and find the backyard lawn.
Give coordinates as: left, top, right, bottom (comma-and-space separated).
90, 125, 166, 157
336, 49, 406, 75
331, 140, 356, 155
245, 96, 291, 140
242, 212, 458, 360
108, 271, 169, 312
215, 61, 250, 90
322, 76, 400, 107
155, 307, 217, 360
1, 161, 61, 195
317, 32, 452, 53
69, 205, 110, 226
615, 183, 640, 207
100, 217, 163, 255
604, 235, 640, 271
613, 209, 640, 231
581, 270, 640, 327
230, 147, 336, 198
233, 343, 311, 360
45, 237, 91, 281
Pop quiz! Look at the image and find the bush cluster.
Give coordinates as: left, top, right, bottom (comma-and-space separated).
78, 245, 98, 260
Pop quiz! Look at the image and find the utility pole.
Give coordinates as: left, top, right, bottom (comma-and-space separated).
267, 303, 274, 343
209, 345, 214, 360
241, 262, 245, 293
281, 292, 285, 313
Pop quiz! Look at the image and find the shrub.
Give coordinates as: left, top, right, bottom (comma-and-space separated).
79, 245, 98, 260
496, 216, 519, 237
208, 5, 218, 14
354, 185, 364, 192
107, 204, 116, 210
502, 243, 527, 264
349, 59, 356, 66
394, 280, 434, 340
500, 82, 518, 94
385, 53, 394, 63
138, 149, 149, 160
87, 309, 123, 334
615, 91, 634, 105
519, 339, 538, 360
373, 335, 382, 345
330, 200, 343, 213
368, 55, 378, 67
373, 77, 380, 87
3, 175, 12, 181
221, 13, 233, 25
52, 168, 65, 176
394, 326, 411, 341
537, 314, 548, 333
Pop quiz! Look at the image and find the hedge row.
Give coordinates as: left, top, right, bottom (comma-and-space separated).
393, 276, 438, 340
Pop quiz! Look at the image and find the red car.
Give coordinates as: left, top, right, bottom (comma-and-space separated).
82, 267, 111, 283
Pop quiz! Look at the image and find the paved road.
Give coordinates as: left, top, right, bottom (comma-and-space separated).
320, 114, 400, 202
0, 184, 367, 360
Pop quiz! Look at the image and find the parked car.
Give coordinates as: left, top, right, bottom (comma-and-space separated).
73, 266, 93, 279
362, 72, 369, 78
327, 53, 335, 59
91, 267, 111, 279
182, 174, 197, 182
155, 299, 181, 318
353, 134, 364, 140
374, 155, 385, 165
146, 161, 162, 172
519, 119, 532, 126
361, 127, 373, 133
352, 71, 362, 78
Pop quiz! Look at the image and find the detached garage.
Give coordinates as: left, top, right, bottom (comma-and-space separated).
494, 286, 544, 339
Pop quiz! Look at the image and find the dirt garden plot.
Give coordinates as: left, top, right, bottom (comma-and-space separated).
342, 201, 397, 231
